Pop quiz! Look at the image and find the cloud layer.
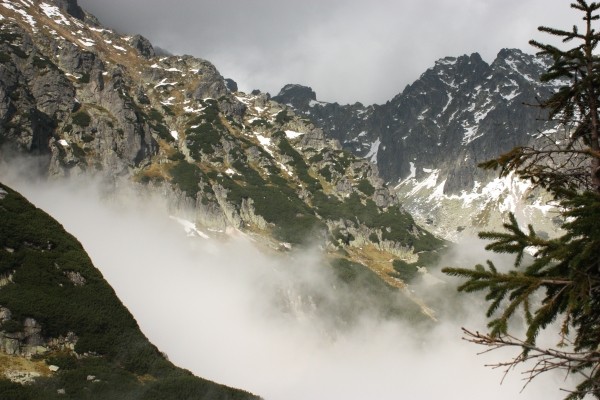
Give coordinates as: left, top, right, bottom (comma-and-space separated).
79, 0, 571, 104
0, 166, 575, 400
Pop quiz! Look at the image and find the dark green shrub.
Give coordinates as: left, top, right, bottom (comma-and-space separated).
331, 228, 354, 246
46, 353, 79, 370
369, 232, 380, 243
162, 105, 175, 116
393, 260, 419, 283
0, 52, 11, 63
152, 123, 172, 142
311, 191, 441, 252
275, 111, 292, 125
141, 375, 256, 400
148, 109, 164, 123
32, 57, 52, 70
0, 379, 51, 400
357, 179, 375, 196
169, 161, 212, 199
251, 118, 269, 127
1, 319, 23, 333
277, 137, 321, 191
72, 111, 91, 127
11, 46, 27, 59
71, 143, 86, 160
319, 166, 332, 182
167, 152, 185, 161
186, 123, 222, 157
216, 170, 324, 244
309, 152, 324, 163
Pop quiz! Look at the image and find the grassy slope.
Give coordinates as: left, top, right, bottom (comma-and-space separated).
0, 183, 259, 400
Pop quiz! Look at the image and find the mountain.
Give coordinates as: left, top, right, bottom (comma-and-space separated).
0, 182, 259, 399
0, 0, 444, 284
0, 2, 448, 395
275, 50, 564, 239
0, 0, 436, 396
0, 0, 570, 396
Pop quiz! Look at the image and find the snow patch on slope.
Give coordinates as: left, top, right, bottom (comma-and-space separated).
364, 138, 381, 164
170, 216, 209, 239
2, 1, 37, 30
285, 130, 304, 139
39, 2, 70, 25
397, 170, 560, 241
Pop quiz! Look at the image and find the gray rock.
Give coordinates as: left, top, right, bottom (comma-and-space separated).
279, 49, 556, 195
189, 59, 229, 100
225, 78, 238, 92
0, 307, 12, 323
272, 84, 317, 109
129, 35, 155, 59
1, 336, 21, 355
65, 271, 86, 286
50, 0, 85, 20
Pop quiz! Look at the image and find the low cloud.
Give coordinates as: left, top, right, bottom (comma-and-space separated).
0, 163, 574, 399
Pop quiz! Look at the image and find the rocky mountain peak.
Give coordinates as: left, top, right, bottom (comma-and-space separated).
273, 83, 317, 109
128, 34, 155, 59
395, 52, 489, 103
495, 47, 530, 62
280, 47, 555, 186
49, 0, 85, 20
274, 48, 560, 240
491, 47, 549, 83
431, 52, 486, 71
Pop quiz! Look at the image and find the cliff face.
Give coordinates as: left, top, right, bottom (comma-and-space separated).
275, 50, 563, 239
276, 50, 557, 192
0, 8, 154, 175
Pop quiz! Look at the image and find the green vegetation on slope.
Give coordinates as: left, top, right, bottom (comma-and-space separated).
0, 183, 259, 400
312, 192, 441, 252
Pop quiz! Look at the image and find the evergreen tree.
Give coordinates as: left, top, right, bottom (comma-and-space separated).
443, 2, 600, 398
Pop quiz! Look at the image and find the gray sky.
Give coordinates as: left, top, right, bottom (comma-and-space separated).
78, 0, 570, 105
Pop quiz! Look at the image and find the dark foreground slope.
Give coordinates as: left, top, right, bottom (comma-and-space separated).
0, 182, 259, 400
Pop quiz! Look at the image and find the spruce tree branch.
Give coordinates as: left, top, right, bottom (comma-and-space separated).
462, 328, 600, 396
444, 2, 600, 397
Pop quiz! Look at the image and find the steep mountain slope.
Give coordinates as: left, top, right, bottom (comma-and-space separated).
0, 182, 259, 399
0, 1, 443, 301
275, 50, 564, 239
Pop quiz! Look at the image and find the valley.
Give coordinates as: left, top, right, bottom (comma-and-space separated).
0, 1, 584, 399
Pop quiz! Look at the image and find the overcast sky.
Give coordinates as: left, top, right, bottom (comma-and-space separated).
78, 0, 571, 105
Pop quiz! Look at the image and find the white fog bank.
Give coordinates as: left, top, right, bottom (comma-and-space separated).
0, 172, 577, 400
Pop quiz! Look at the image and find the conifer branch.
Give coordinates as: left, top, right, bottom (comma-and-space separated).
462, 328, 600, 398
444, 2, 600, 397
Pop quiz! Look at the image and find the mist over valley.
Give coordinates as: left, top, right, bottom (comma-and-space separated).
0, 0, 593, 399
0, 170, 568, 400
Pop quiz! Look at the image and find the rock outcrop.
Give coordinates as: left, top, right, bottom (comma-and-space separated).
276, 49, 562, 240
277, 49, 557, 193
51, 0, 85, 20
